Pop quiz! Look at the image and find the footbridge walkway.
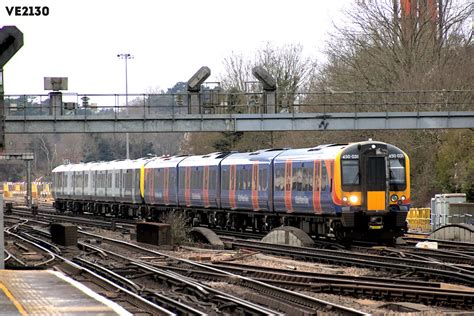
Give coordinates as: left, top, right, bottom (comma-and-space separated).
2, 90, 473, 134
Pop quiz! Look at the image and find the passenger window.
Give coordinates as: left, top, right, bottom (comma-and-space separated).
275, 167, 283, 191
261, 168, 268, 191
308, 167, 313, 191
245, 168, 249, 190
303, 168, 309, 191
230, 168, 235, 190
292, 167, 297, 190
222, 169, 229, 190
321, 164, 327, 191
179, 169, 185, 189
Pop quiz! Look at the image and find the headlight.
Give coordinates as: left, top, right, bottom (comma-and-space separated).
349, 195, 358, 204
400, 195, 406, 201
342, 196, 348, 202
390, 194, 398, 202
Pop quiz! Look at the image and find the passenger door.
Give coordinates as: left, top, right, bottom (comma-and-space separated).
362, 155, 388, 211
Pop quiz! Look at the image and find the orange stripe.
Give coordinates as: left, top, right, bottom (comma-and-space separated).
313, 160, 322, 214
325, 160, 334, 204
251, 163, 259, 210
203, 166, 210, 208
284, 160, 293, 212
229, 165, 236, 209
327, 159, 343, 205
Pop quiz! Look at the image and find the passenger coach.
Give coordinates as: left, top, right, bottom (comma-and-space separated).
52, 140, 410, 242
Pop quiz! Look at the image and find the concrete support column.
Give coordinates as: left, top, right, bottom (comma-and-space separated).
189, 93, 201, 114
264, 91, 276, 114
49, 91, 63, 117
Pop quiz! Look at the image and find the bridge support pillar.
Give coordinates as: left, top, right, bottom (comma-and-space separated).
264, 91, 276, 114
49, 91, 63, 117
188, 93, 200, 114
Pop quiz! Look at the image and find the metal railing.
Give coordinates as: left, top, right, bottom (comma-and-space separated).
3, 90, 473, 118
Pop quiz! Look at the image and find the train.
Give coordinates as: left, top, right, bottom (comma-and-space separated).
52, 140, 411, 242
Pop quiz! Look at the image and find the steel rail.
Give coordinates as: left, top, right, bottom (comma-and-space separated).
3, 250, 12, 263
152, 263, 474, 308
3, 248, 26, 266
79, 241, 285, 315
11, 207, 136, 230
224, 239, 474, 286
6, 230, 176, 315
4, 232, 55, 267
133, 262, 283, 316
208, 261, 442, 288
79, 230, 370, 315
403, 237, 474, 251
220, 236, 474, 274
74, 256, 217, 315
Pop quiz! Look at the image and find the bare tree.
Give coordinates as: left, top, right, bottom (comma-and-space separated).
220, 51, 254, 92
313, 0, 473, 91
309, 0, 474, 205
39, 135, 57, 180
220, 43, 317, 93
256, 42, 316, 94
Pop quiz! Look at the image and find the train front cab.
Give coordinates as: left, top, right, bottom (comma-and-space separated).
337, 142, 410, 241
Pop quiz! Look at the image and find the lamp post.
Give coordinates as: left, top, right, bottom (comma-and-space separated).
117, 53, 133, 159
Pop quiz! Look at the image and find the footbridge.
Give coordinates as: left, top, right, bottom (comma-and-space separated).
3, 90, 473, 134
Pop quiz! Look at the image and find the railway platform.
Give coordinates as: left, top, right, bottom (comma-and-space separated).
0, 269, 130, 315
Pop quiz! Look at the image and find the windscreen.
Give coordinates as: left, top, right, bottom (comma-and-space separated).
389, 158, 406, 191
342, 159, 359, 189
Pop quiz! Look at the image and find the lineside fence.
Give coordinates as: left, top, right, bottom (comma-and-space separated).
3, 182, 52, 200
407, 208, 431, 232
3, 90, 472, 117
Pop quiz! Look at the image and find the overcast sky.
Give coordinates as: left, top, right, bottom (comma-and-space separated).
2, 0, 348, 95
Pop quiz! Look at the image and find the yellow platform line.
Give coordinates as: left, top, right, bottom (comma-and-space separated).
0, 282, 28, 316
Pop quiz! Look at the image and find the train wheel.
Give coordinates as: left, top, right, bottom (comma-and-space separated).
140, 206, 149, 220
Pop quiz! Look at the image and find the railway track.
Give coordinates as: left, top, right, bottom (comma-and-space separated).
221, 238, 474, 287
349, 244, 474, 265
4, 228, 173, 315
11, 220, 369, 315
75, 250, 282, 315
156, 261, 474, 309
403, 237, 474, 254
8, 211, 474, 312
212, 229, 474, 265
17, 221, 473, 310
75, 231, 369, 315
10, 206, 474, 270
10, 207, 137, 231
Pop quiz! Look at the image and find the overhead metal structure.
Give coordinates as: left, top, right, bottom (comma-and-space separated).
4, 111, 473, 133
